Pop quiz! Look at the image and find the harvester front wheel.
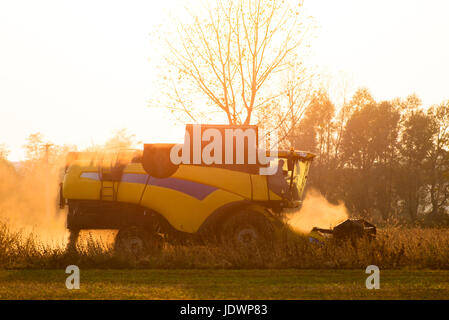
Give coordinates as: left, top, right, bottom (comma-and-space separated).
221, 211, 274, 252
114, 226, 162, 259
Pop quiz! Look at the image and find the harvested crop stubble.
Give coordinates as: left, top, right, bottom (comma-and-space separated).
1, 222, 448, 269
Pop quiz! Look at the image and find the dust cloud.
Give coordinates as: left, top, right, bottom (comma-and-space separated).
286, 189, 349, 233
0, 159, 69, 247
0, 130, 139, 248
0, 154, 122, 249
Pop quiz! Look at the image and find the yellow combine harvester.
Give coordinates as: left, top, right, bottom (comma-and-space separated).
60, 124, 333, 255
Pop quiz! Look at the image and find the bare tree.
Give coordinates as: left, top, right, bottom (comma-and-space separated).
151, 0, 312, 128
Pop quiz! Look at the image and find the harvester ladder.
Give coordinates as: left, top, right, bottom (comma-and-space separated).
99, 167, 117, 201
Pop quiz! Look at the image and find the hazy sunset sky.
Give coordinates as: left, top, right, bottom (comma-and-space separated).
1, 0, 448, 161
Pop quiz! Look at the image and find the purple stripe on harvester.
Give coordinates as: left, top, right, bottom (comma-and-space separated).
149, 177, 217, 200
81, 172, 217, 200
121, 173, 149, 184
80, 172, 99, 180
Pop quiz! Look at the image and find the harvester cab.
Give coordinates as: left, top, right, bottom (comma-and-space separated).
267, 150, 315, 210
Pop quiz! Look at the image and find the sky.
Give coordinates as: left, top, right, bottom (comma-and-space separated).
1, 0, 449, 161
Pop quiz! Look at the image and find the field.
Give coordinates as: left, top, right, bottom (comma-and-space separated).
1, 269, 449, 299
1, 225, 449, 270
2, 223, 449, 300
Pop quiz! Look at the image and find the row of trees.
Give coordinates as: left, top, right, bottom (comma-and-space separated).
290, 88, 449, 225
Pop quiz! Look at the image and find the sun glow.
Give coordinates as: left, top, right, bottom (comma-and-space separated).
1, 0, 449, 160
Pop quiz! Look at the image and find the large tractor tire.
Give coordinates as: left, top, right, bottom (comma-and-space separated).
114, 226, 163, 259
221, 211, 275, 252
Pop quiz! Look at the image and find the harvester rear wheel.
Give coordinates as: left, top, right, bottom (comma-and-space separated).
221, 211, 274, 252
114, 226, 162, 259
